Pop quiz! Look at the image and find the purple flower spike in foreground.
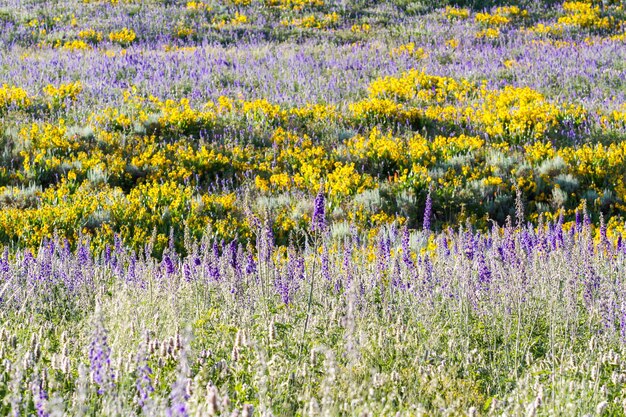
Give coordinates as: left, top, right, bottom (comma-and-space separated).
423, 188, 432, 232
31, 381, 48, 417
311, 189, 326, 233
89, 313, 114, 395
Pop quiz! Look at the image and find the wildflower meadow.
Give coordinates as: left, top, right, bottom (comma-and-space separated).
0, 0, 626, 415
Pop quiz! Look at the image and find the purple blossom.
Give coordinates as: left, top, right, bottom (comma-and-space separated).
401, 226, 415, 270
136, 343, 154, 410
321, 241, 330, 282
163, 254, 176, 276
89, 315, 115, 395
423, 189, 432, 232
311, 189, 326, 233
477, 252, 491, 290
31, 381, 49, 417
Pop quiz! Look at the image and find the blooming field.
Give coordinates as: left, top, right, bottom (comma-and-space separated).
0, 0, 626, 415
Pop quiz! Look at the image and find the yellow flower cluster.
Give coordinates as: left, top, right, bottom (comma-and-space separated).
475, 13, 511, 27
212, 12, 249, 29
231, 12, 248, 25
43, 82, 83, 109
326, 162, 373, 197
475, 6, 527, 27
108, 28, 136, 45
0, 84, 31, 112
559, 1, 614, 30
368, 69, 474, 103
82, 0, 139, 3
175, 25, 196, 39
525, 0, 624, 37
444, 6, 470, 21
281, 12, 340, 29
222, 0, 252, 6
472, 86, 566, 140
264, 0, 324, 10
351, 23, 371, 33
186, 1, 211, 10
390, 43, 428, 59
475, 28, 501, 39
360, 69, 589, 143
59, 39, 92, 51
524, 23, 565, 36
78, 28, 103, 43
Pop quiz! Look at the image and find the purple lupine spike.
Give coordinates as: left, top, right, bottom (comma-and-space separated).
389, 223, 398, 243
583, 264, 600, 307
127, 255, 137, 283
423, 189, 432, 232
276, 270, 293, 306
169, 229, 175, 253
311, 189, 326, 232
136, 340, 154, 410
621, 304, 626, 345
45, 238, 55, 259
477, 251, 491, 290
289, 251, 305, 282
341, 242, 352, 291
23, 249, 34, 273
114, 234, 123, 254
31, 380, 49, 417
212, 242, 220, 260
61, 239, 71, 262
104, 244, 112, 267
583, 206, 591, 230
555, 214, 564, 248
391, 258, 402, 289
464, 231, 475, 261
401, 226, 414, 269
262, 225, 275, 263
377, 231, 390, 280
521, 229, 532, 255
575, 209, 582, 232
209, 261, 220, 282
245, 253, 257, 276
163, 254, 175, 276
228, 240, 240, 277
89, 314, 114, 395
321, 240, 330, 282
77, 244, 90, 266
167, 336, 190, 417
440, 236, 450, 257
422, 255, 433, 289
183, 262, 192, 282
350, 224, 361, 248
0, 247, 8, 273
600, 216, 608, 248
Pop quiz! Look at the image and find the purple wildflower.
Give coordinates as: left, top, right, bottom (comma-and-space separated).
89, 314, 114, 395
423, 189, 432, 232
311, 189, 326, 232
477, 252, 491, 290
401, 226, 414, 270
245, 253, 257, 275
136, 342, 154, 410
163, 254, 176, 276
31, 381, 49, 417
321, 241, 330, 282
